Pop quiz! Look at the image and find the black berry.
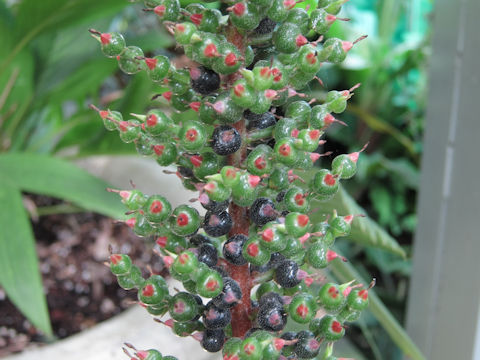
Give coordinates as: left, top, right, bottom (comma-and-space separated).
213, 277, 242, 309
223, 234, 248, 265
253, 17, 277, 35
274, 259, 301, 288
202, 300, 232, 329
198, 243, 218, 267
259, 291, 284, 309
294, 330, 321, 359
201, 197, 229, 213
203, 210, 233, 237
189, 233, 212, 247
249, 197, 277, 226
201, 328, 225, 352
212, 125, 242, 155
190, 66, 220, 95
257, 304, 287, 332
245, 110, 276, 130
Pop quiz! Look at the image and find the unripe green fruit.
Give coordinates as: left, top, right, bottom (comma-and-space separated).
220, 166, 241, 188
274, 138, 298, 166
310, 8, 336, 35
310, 104, 333, 128
230, 2, 261, 30
109, 254, 132, 275
171, 89, 197, 111
243, 236, 271, 266
169, 205, 201, 236
319, 314, 345, 341
223, 338, 242, 360
117, 265, 143, 290
332, 153, 357, 179
311, 169, 339, 197
132, 214, 156, 237
284, 186, 309, 213
268, 166, 290, 190
285, 8, 310, 34
138, 275, 168, 305
120, 189, 147, 210
318, 37, 347, 63
153, 142, 178, 166
347, 288, 369, 311
192, 151, 220, 180
325, 90, 348, 113
198, 96, 217, 124
231, 79, 256, 108
273, 23, 305, 54
259, 223, 287, 252
148, 0, 180, 21
169, 292, 199, 322
173, 320, 201, 336
306, 241, 329, 269
213, 42, 242, 74
143, 195, 172, 224
267, 0, 294, 22
240, 337, 262, 360
247, 144, 274, 176
255, 281, 281, 300
135, 134, 155, 156
318, 282, 346, 312
99, 32, 125, 57
191, 32, 221, 66
144, 110, 173, 136
285, 100, 311, 126
204, 180, 231, 202
118, 46, 144, 74
296, 44, 322, 74
319, 0, 347, 15
174, 22, 196, 44
172, 250, 199, 274
289, 293, 317, 324
179, 121, 207, 151
231, 173, 260, 207
284, 212, 310, 237
212, 92, 244, 124
329, 214, 352, 237
118, 120, 141, 143
250, 90, 275, 114
196, 268, 223, 298
253, 63, 274, 91
145, 55, 170, 82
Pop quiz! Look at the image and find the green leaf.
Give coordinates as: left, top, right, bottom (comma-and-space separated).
0, 153, 126, 219
0, 178, 52, 336
312, 186, 406, 258
329, 258, 425, 360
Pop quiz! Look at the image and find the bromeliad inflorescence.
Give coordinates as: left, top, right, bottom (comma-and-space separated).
90, 0, 372, 358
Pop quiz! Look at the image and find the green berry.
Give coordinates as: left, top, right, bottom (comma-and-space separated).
191, 151, 220, 180
145, 55, 170, 82
247, 144, 274, 176
259, 223, 287, 252
284, 212, 310, 237
331, 153, 357, 179
204, 180, 231, 202
196, 268, 223, 298
273, 23, 307, 54
285, 8, 310, 34
118, 120, 141, 143
274, 138, 298, 166
231, 173, 261, 207
284, 186, 309, 213
325, 90, 348, 113
143, 195, 172, 224
109, 254, 132, 275
318, 283, 346, 313
220, 166, 241, 188
174, 22, 196, 44
117, 265, 143, 290
153, 142, 178, 166
179, 121, 207, 152
223, 338, 242, 360
253, 63, 274, 91
118, 46, 144, 74
289, 293, 317, 324
285, 100, 311, 126
169, 205, 201, 236
230, 2, 261, 30
172, 250, 199, 275
267, 0, 295, 22
347, 288, 369, 311
149, 0, 180, 21
268, 166, 290, 190
306, 241, 328, 269
99, 32, 125, 57
296, 44, 322, 74
231, 79, 256, 108
213, 42, 242, 74
310, 8, 336, 34
319, 314, 345, 341
169, 292, 199, 322
144, 110, 173, 136
212, 92, 244, 124
240, 337, 262, 360
311, 169, 339, 197
138, 275, 168, 305
243, 236, 271, 266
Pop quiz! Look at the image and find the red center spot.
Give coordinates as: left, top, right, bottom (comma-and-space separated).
260, 67, 270, 77
177, 213, 189, 227
296, 35, 308, 47
262, 228, 274, 242
326, 14, 337, 23
283, 0, 296, 10
279, 144, 291, 157
297, 214, 309, 227
100, 33, 111, 45
185, 128, 198, 142
233, 2, 246, 16
162, 91, 172, 101
306, 52, 317, 65
225, 52, 238, 66
226, 168, 237, 179
222, 130, 234, 143
206, 279, 219, 291
110, 254, 122, 265
248, 175, 261, 188
324, 113, 335, 125
150, 200, 163, 214
190, 155, 203, 167
294, 193, 305, 206
175, 24, 185, 33
204, 43, 218, 58
243, 343, 256, 355
247, 243, 259, 257
291, 128, 299, 138
190, 13, 203, 25
154, 5, 166, 16
156, 236, 167, 248
324, 173, 336, 186
126, 217, 136, 228
265, 90, 277, 99
99, 110, 109, 119
174, 300, 185, 314
233, 84, 245, 97
273, 338, 285, 351
204, 182, 216, 193
271, 68, 283, 82
328, 286, 339, 298
331, 321, 343, 333
142, 284, 155, 297
179, 253, 190, 264
308, 339, 320, 350
208, 214, 221, 227
153, 145, 165, 156
255, 156, 266, 170
146, 114, 158, 127
118, 121, 129, 132
145, 57, 157, 70
296, 304, 309, 318
359, 289, 368, 300
189, 101, 201, 112
309, 129, 321, 140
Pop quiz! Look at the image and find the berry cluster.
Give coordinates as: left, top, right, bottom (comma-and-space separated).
91, 0, 372, 358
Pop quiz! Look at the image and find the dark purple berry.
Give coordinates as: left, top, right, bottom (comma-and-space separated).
212, 125, 241, 155
259, 291, 284, 309
276, 190, 287, 203
211, 265, 229, 278
249, 197, 277, 226
257, 304, 287, 332
189, 233, 212, 247
294, 330, 321, 359
253, 17, 277, 35
201, 328, 225, 352
223, 234, 248, 265
203, 210, 233, 237
198, 243, 218, 267
177, 166, 195, 179
190, 66, 220, 95
245, 111, 276, 130
213, 277, 242, 309
201, 197, 229, 213
274, 260, 301, 288
202, 300, 232, 329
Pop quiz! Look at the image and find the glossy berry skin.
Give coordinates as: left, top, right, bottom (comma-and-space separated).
223, 234, 248, 265
254, 17, 277, 35
230, 2, 261, 30
139, 349, 163, 360
204, 180, 231, 203
169, 205, 201, 236
246, 111, 276, 130
212, 92, 244, 124
332, 154, 356, 179
144, 109, 173, 136
294, 330, 321, 359
201, 197, 229, 213
247, 145, 274, 176
145, 55, 170, 82
306, 241, 328, 269
284, 212, 310, 237
311, 169, 339, 197
198, 242, 218, 267
203, 300, 232, 329
174, 22, 196, 44
169, 292, 199, 322
325, 90, 348, 114
284, 187, 309, 213
273, 23, 305, 54
143, 195, 172, 224
347, 288, 369, 311
310, 8, 335, 34
231, 173, 260, 207
267, 0, 293, 22
243, 236, 271, 266
172, 250, 199, 275
257, 304, 288, 332
116, 265, 142, 290
274, 138, 298, 166
203, 210, 233, 237
274, 260, 300, 288
109, 254, 132, 275
223, 337, 242, 360
318, 283, 346, 313
285, 101, 312, 125
149, 0, 180, 21
153, 142, 178, 166
259, 291, 284, 309
179, 121, 207, 152
118, 120, 141, 143
201, 328, 225, 353
192, 151, 220, 180
250, 198, 277, 226
213, 42, 241, 75
211, 125, 241, 155
173, 320, 202, 337
196, 268, 223, 298
319, 315, 345, 341
296, 128, 322, 152
138, 275, 168, 305
231, 79, 256, 108
99, 32, 125, 57
190, 66, 220, 95
213, 277, 242, 309
289, 293, 317, 324
240, 337, 262, 360
259, 223, 286, 252
118, 46, 144, 74
268, 166, 290, 191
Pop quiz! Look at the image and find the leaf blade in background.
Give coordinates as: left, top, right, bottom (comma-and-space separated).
0, 153, 126, 219
313, 186, 406, 258
0, 178, 53, 336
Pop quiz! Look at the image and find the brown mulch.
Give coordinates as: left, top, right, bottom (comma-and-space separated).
0, 195, 164, 357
